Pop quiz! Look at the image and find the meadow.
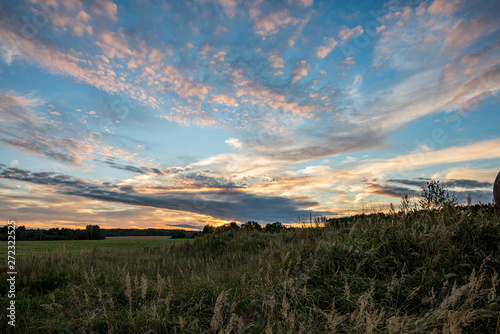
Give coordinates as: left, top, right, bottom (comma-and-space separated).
1, 204, 499, 333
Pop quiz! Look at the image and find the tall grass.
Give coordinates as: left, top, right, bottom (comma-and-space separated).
1, 204, 499, 333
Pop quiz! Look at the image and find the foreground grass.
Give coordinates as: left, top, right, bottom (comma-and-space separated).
1, 205, 499, 333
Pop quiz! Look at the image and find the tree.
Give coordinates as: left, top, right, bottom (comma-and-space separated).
265, 222, 284, 233
173, 231, 187, 239
241, 221, 262, 231
202, 225, 215, 234
86, 225, 105, 240
419, 180, 457, 210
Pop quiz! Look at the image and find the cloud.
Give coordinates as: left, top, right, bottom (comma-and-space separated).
364, 182, 419, 198
212, 51, 227, 62
101, 158, 162, 175
347, 138, 500, 179
95, 29, 132, 59
428, 0, 462, 15
290, 0, 313, 8
0, 182, 215, 229
216, 0, 239, 18
441, 167, 499, 183
291, 60, 309, 83
0, 165, 331, 223
381, 6, 412, 22
90, 0, 118, 20
447, 65, 500, 107
316, 37, 337, 59
444, 18, 499, 50
268, 54, 285, 68
0, 25, 150, 105
211, 94, 239, 107
338, 25, 364, 41
364, 177, 493, 202
251, 9, 305, 36
0, 92, 95, 166
225, 138, 243, 149
53, 10, 93, 37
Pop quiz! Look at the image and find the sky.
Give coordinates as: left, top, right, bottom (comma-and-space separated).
0, 0, 499, 230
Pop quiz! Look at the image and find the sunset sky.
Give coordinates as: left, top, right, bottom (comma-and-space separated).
1, 0, 499, 229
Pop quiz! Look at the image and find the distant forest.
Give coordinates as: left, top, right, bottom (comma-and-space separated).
0, 225, 105, 241
0, 225, 192, 241
105, 228, 192, 238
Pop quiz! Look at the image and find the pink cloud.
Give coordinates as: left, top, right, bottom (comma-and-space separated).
338, 25, 364, 41
218, 0, 238, 18
251, 9, 308, 36
268, 54, 285, 68
291, 0, 314, 7
52, 10, 92, 37
428, 0, 462, 15
381, 7, 412, 22
96, 29, 132, 59
445, 18, 499, 50
291, 60, 309, 83
0, 26, 157, 108
211, 94, 239, 107
91, 0, 118, 20
316, 37, 337, 59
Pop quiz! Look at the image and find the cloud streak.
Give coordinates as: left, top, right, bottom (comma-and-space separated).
0, 165, 331, 223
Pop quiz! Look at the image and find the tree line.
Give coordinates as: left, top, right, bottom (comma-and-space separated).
200, 221, 286, 235
0, 225, 105, 241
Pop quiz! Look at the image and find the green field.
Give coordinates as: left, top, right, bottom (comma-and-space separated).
0, 237, 188, 264
1, 205, 499, 333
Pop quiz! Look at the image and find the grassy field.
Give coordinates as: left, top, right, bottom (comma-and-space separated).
0, 237, 187, 264
1, 205, 499, 333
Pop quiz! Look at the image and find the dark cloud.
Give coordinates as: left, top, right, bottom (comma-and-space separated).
365, 182, 419, 198
181, 172, 243, 188
387, 178, 492, 190
119, 185, 135, 193
101, 158, 152, 175
442, 179, 493, 189
386, 178, 429, 188
368, 178, 494, 203
0, 166, 331, 223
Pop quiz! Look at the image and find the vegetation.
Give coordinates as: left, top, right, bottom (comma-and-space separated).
0, 226, 195, 242
0, 225, 105, 241
1, 202, 499, 333
104, 228, 193, 238
419, 180, 457, 210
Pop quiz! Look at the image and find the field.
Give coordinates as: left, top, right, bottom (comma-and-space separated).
1, 205, 499, 333
0, 237, 187, 264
